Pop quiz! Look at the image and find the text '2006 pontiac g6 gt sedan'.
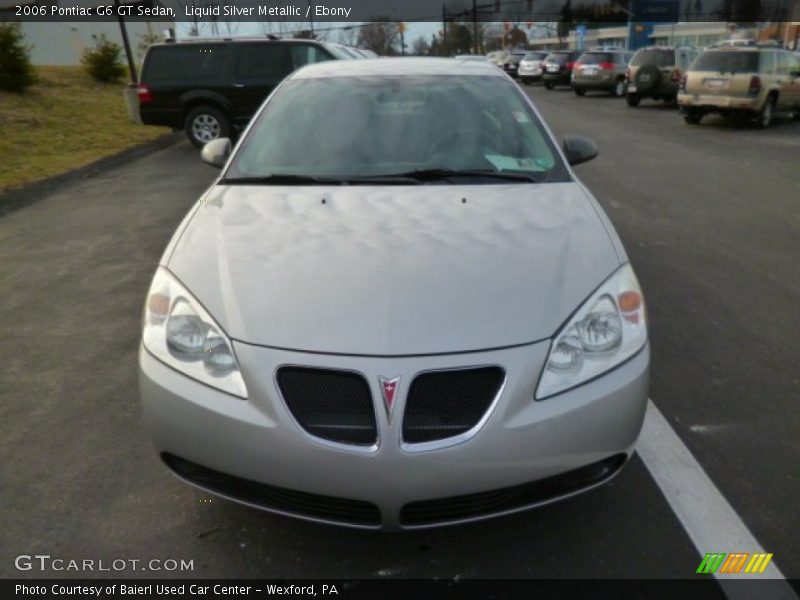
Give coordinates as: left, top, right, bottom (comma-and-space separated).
139, 58, 649, 530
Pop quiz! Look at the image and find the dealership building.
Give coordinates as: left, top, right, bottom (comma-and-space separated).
529, 20, 799, 51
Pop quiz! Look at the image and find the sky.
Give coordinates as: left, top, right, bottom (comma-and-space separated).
177, 21, 443, 47
175, 20, 558, 52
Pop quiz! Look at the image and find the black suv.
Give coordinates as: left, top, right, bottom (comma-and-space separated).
541, 51, 583, 89
137, 39, 350, 147
625, 46, 698, 106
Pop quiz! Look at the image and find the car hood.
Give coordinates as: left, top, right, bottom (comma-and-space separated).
167, 183, 620, 356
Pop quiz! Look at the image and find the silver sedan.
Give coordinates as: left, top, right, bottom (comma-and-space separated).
139, 58, 649, 530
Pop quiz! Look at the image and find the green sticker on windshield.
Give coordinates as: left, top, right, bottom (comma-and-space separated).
484, 154, 543, 171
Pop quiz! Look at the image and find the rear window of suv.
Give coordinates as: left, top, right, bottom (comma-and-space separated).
143, 45, 230, 82
691, 51, 760, 73
630, 49, 675, 68
545, 53, 571, 64
579, 52, 613, 65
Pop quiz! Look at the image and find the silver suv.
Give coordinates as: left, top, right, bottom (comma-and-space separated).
572, 50, 633, 97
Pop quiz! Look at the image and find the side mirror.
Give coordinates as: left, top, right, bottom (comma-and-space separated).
562, 135, 598, 166
201, 138, 231, 169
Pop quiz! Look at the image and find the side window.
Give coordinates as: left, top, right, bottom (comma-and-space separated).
235, 45, 293, 80
774, 52, 787, 75
788, 53, 800, 73
144, 45, 228, 82
760, 51, 775, 74
291, 44, 333, 69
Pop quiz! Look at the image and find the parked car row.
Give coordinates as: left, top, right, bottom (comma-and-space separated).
502, 44, 800, 128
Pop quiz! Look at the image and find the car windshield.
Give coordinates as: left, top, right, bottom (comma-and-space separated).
545, 53, 570, 64
325, 44, 357, 60
523, 52, 546, 60
630, 49, 674, 67
579, 52, 612, 64
226, 75, 567, 183
691, 51, 760, 73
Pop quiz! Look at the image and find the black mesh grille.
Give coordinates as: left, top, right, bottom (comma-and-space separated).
163, 454, 381, 527
277, 367, 377, 446
400, 454, 627, 526
402, 366, 505, 444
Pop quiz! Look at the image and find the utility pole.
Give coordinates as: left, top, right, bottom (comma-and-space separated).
114, 0, 137, 84
442, 4, 449, 56
472, 0, 479, 54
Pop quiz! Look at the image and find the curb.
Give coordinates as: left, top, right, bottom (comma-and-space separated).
0, 132, 184, 218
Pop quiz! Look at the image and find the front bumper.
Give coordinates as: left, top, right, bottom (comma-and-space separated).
140, 341, 649, 529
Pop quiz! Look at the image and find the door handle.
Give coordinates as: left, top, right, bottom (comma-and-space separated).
233, 83, 245, 88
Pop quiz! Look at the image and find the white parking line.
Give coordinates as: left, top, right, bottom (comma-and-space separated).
636, 399, 798, 600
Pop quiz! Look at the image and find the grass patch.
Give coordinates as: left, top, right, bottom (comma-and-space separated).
0, 66, 170, 193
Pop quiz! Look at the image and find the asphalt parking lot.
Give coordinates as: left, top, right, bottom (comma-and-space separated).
1, 82, 798, 582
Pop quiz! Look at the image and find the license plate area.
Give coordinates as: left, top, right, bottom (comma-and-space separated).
704, 78, 729, 91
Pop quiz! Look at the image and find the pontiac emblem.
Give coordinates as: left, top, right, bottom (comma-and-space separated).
379, 376, 400, 420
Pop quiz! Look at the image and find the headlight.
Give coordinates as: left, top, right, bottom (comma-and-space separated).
535, 264, 647, 400
142, 268, 248, 398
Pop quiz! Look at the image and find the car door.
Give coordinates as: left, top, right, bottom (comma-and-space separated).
229, 43, 293, 128
778, 51, 800, 108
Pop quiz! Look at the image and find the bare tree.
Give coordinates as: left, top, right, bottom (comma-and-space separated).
136, 22, 162, 61
337, 27, 359, 47
357, 20, 400, 55
411, 35, 430, 55
259, 20, 291, 38
482, 22, 504, 51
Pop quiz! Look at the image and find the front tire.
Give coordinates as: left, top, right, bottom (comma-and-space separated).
612, 79, 626, 98
626, 93, 641, 107
521, 77, 531, 85
573, 87, 586, 96
185, 105, 230, 148
544, 81, 555, 90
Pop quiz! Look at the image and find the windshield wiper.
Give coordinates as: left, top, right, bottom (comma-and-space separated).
219, 174, 421, 185
219, 174, 342, 185
220, 169, 544, 186
377, 168, 544, 183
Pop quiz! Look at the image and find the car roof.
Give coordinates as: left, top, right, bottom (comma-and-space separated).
292, 57, 504, 79
152, 38, 327, 47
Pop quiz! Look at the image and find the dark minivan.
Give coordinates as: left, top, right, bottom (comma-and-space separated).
137, 39, 351, 147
